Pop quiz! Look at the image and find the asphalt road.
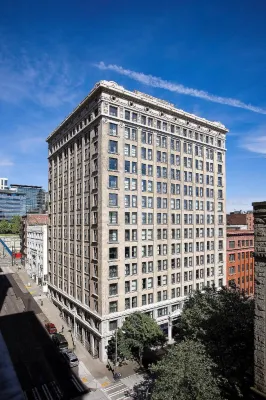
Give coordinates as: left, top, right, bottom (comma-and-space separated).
0, 254, 89, 400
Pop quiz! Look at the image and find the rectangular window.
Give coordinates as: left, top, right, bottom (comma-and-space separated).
109, 123, 118, 136
109, 320, 118, 331
125, 160, 130, 173
109, 140, 118, 154
109, 211, 118, 224
109, 230, 118, 242
109, 247, 118, 260
109, 301, 118, 313
109, 283, 118, 296
109, 158, 118, 170
109, 175, 118, 188
109, 106, 118, 117
109, 265, 118, 278
109, 193, 118, 207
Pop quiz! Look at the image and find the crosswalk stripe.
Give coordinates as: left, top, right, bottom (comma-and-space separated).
108, 388, 128, 397
103, 382, 125, 392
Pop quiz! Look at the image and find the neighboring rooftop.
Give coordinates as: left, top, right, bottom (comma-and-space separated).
24, 214, 48, 225
227, 229, 254, 236
10, 184, 42, 189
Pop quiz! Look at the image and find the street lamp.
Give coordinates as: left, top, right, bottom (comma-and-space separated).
11, 245, 14, 266
115, 328, 118, 370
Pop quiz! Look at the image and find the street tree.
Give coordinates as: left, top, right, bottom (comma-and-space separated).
10, 215, 21, 234
0, 220, 11, 234
107, 312, 166, 366
174, 286, 254, 399
150, 339, 224, 400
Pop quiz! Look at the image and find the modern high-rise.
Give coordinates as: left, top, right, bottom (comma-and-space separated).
47, 80, 227, 361
10, 184, 46, 213
0, 189, 26, 220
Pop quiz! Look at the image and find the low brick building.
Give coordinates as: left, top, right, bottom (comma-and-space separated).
227, 211, 254, 230
226, 229, 254, 295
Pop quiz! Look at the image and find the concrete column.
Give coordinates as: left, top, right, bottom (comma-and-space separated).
168, 317, 172, 342
90, 332, 95, 356
252, 201, 266, 398
99, 337, 108, 363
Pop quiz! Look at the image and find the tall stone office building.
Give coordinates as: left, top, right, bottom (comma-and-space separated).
47, 80, 227, 361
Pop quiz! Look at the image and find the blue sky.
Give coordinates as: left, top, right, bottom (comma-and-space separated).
0, 0, 266, 211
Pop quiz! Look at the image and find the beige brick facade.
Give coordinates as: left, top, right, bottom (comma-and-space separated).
46, 80, 227, 361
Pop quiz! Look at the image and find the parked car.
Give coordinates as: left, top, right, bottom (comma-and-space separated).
52, 333, 68, 350
45, 322, 57, 335
61, 349, 79, 368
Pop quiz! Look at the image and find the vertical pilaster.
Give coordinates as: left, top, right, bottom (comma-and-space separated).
253, 201, 266, 397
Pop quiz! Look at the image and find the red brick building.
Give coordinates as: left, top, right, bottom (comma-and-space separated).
227, 211, 254, 230
226, 229, 254, 295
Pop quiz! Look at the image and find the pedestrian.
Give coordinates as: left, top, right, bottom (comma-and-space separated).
62, 325, 64, 333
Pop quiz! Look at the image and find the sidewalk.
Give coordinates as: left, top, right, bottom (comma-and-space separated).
13, 265, 112, 380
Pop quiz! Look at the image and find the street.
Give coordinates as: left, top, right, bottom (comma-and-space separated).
0, 246, 143, 400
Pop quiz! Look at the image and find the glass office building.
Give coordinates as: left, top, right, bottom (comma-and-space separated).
0, 190, 26, 220
10, 184, 46, 213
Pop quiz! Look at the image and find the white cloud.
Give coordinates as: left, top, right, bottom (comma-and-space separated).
241, 126, 266, 155
0, 49, 84, 108
95, 62, 266, 115
0, 158, 14, 167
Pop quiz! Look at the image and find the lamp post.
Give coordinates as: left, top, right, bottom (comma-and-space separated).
115, 328, 118, 370
11, 245, 14, 266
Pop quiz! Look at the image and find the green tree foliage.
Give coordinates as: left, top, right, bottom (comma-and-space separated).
150, 340, 224, 400
107, 312, 166, 366
10, 215, 21, 234
174, 286, 254, 399
0, 216, 21, 235
0, 220, 11, 234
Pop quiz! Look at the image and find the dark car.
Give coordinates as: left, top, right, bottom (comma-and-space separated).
52, 333, 68, 351
45, 323, 57, 335
61, 349, 79, 368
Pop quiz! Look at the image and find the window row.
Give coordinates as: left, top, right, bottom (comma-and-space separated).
108, 109, 224, 149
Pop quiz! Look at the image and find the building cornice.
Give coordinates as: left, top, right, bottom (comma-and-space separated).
46, 80, 228, 142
